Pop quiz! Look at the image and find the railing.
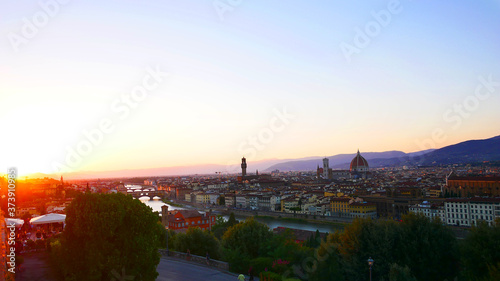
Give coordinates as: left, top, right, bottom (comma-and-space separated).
158, 249, 229, 271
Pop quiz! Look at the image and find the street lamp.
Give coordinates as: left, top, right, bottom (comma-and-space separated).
161, 205, 169, 256
367, 257, 374, 281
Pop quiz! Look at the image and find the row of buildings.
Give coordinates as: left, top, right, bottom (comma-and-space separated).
410, 197, 500, 227
161, 155, 500, 226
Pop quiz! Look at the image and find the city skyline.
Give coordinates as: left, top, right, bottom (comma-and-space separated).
2, 1, 499, 175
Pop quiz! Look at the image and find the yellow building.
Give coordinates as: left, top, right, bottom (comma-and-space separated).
331, 198, 351, 215
325, 192, 345, 197
349, 202, 377, 219
195, 193, 210, 204
426, 188, 442, 198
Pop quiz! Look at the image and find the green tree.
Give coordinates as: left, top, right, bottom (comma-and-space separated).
214, 215, 226, 226
313, 230, 321, 247
56, 193, 164, 281
332, 214, 459, 281
212, 213, 239, 239
395, 213, 459, 281
461, 221, 500, 280
309, 234, 343, 281
484, 262, 500, 281
65, 189, 83, 199
223, 217, 272, 260
387, 263, 417, 281
258, 229, 314, 278
304, 231, 321, 249
265, 229, 311, 264
159, 229, 177, 251
334, 218, 398, 281
173, 227, 221, 259
227, 212, 238, 227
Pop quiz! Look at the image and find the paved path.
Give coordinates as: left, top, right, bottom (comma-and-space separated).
17, 252, 255, 281
156, 257, 256, 281
17, 252, 56, 281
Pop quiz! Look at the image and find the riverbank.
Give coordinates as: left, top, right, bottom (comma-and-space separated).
254, 215, 349, 228
219, 209, 352, 224
162, 198, 184, 208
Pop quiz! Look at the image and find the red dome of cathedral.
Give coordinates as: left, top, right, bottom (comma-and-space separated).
350, 150, 369, 172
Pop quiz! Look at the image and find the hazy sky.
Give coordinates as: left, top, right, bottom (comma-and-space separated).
1, 0, 499, 175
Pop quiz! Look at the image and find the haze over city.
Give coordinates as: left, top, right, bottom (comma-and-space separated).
1, 0, 499, 176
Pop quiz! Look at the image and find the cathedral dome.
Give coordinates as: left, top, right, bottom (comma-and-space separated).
350, 150, 369, 172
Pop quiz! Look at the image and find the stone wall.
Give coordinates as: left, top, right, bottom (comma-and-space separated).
223, 209, 353, 223
158, 250, 229, 271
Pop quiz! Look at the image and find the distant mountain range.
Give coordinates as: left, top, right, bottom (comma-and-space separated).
263, 150, 435, 172
415, 135, 500, 165
265, 135, 500, 171
29, 135, 499, 179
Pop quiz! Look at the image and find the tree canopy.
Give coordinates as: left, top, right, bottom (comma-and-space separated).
173, 227, 221, 259
223, 217, 272, 259
309, 213, 459, 281
54, 193, 164, 281
461, 220, 500, 280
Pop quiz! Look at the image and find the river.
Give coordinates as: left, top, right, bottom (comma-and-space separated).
129, 184, 343, 234
127, 184, 184, 213
141, 199, 342, 233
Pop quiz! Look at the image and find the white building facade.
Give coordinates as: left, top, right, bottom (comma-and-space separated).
409, 201, 446, 223
445, 198, 500, 227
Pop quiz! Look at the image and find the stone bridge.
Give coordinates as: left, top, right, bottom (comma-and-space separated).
128, 189, 166, 200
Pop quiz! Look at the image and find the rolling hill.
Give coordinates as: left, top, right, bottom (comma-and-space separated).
265, 135, 500, 171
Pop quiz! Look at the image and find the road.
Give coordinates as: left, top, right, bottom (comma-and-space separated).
156, 257, 255, 281
19, 251, 254, 281
18, 252, 56, 281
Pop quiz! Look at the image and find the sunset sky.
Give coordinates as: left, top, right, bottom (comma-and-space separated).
1, 0, 499, 176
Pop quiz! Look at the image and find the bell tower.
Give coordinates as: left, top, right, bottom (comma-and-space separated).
323, 157, 329, 179
241, 157, 247, 177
